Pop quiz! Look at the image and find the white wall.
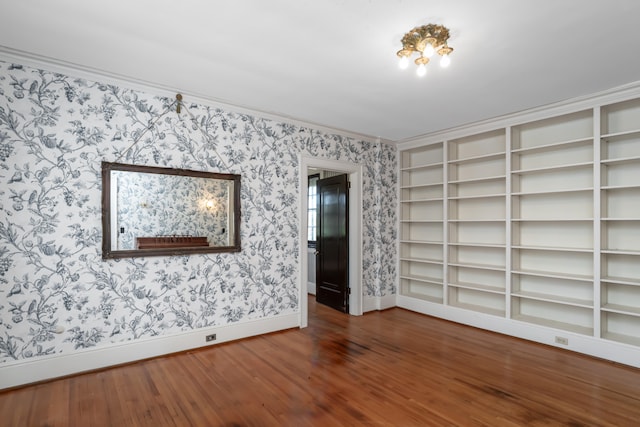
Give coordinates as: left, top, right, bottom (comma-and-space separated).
307, 247, 316, 295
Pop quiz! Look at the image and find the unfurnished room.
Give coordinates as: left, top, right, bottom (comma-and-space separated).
1, 1, 640, 426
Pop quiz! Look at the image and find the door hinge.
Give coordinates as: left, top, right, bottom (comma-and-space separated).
348, 181, 351, 188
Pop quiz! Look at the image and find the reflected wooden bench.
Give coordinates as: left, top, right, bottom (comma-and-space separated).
136, 236, 209, 249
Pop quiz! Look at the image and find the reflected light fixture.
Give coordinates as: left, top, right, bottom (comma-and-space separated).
397, 24, 454, 77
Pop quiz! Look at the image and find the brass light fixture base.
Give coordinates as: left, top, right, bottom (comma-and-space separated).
397, 24, 454, 75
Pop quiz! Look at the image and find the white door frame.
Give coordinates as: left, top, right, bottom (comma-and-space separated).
299, 155, 363, 327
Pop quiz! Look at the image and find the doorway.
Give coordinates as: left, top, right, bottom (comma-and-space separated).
300, 156, 363, 328
315, 173, 349, 313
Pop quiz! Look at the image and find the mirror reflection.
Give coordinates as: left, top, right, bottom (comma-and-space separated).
102, 162, 241, 258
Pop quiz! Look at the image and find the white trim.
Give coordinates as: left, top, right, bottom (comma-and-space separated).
0, 313, 298, 390
307, 281, 317, 295
0, 45, 389, 145
378, 294, 396, 310
396, 296, 640, 369
2, 46, 638, 149
363, 294, 396, 312
300, 156, 363, 327
592, 107, 602, 339
307, 247, 317, 295
363, 296, 378, 313
397, 81, 640, 150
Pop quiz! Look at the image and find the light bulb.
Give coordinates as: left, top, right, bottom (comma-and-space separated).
440, 54, 451, 68
423, 43, 435, 58
399, 56, 409, 70
416, 63, 427, 77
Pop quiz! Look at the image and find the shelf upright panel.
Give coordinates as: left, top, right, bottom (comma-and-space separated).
505, 126, 513, 318
593, 106, 602, 338
442, 140, 450, 305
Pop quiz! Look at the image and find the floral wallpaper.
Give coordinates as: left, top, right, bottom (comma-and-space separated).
0, 59, 397, 365
114, 171, 232, 249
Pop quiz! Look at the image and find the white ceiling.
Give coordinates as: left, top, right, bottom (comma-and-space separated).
1, 0, 640, 142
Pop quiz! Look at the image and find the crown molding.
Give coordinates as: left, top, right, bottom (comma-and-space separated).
0, 45, 391, 145
397, 80, 640, 149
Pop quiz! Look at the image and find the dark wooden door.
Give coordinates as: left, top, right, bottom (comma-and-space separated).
316, 174, 349, 313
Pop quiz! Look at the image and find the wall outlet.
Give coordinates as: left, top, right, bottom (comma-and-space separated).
206, 333, 217, 342
555, 336, 569, 345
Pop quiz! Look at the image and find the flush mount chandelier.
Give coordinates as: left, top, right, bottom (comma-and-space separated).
397, 24, 454, 76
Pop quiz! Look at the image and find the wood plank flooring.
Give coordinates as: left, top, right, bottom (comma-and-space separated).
1, 297, 640, 426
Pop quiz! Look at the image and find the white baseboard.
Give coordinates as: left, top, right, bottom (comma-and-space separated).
396, 295, 640, 369
363, 294, 396, 312
378, 294, 396, 310
307, 281, 316, 295
0, 313, 299, 390
363, 296, 377, 312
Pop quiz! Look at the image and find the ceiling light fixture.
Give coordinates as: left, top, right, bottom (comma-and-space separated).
397, 24, 454, 77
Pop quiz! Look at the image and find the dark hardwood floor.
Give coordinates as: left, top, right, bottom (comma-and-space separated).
1, 296, 640, 426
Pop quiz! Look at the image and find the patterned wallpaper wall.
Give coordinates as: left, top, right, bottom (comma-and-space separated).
0, 59, 397, 365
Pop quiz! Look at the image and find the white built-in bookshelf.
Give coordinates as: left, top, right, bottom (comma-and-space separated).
397, 90, 640, 366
